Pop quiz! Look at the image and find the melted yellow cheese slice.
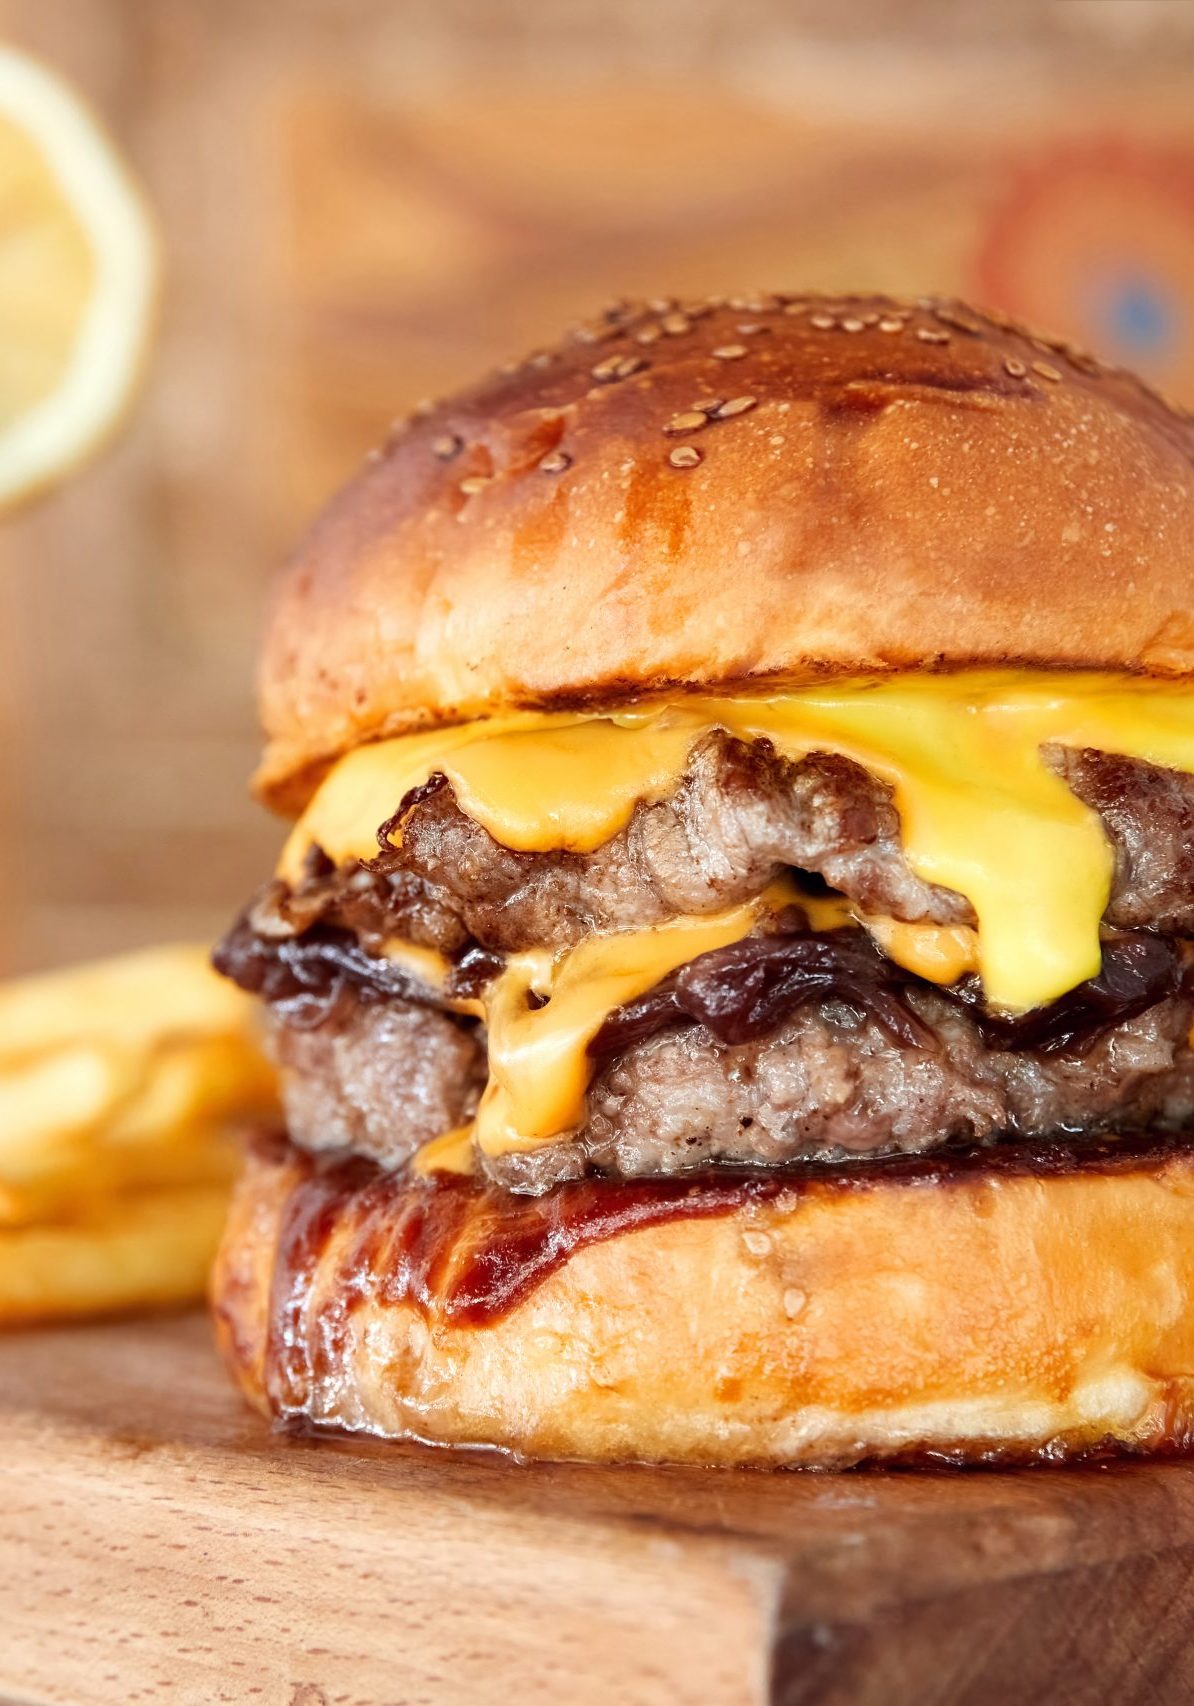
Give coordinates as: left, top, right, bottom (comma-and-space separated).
411, 1124, 476, 1176
280, 672, 1194, 1012
474, 888, 793, 1157
860, 916, 979, 985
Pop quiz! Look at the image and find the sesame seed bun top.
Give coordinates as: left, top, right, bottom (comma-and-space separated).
256, 292, 1194, 813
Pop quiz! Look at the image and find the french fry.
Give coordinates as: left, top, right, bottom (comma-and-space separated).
0, 1042, 137, 1176
0, 944, 260, 1062
0, 945, 279, 1321
0, 1128, 240, 1229
0, 1184, 233, 1323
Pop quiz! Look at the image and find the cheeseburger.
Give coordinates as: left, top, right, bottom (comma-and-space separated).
213, 291, 1194, 1466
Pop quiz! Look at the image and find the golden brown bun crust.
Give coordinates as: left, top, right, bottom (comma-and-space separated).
212, 1139, 1194, 1467
257, 292, 1194, 809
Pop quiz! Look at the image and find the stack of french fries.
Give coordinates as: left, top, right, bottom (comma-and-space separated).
0, 945, 277, 1323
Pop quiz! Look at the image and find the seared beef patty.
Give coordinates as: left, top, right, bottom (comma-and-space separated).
216, 736, 1194, 1188
262, 964, 1194, 1190
251, 735, 1194, 957
269, 1001, 485, 1168
495, 985, 1194, 1194
232, 914, 1194, 1186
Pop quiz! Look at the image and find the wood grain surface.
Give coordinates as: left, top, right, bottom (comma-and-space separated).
2, 1315, 1194, 1703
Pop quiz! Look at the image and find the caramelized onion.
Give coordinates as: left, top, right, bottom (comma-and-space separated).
217, 894, 1190, 1062
590, 926, 934, 1058
952, 932, 1188, 1054
590, 926, 1190, 1063
212, 915, 432, 1029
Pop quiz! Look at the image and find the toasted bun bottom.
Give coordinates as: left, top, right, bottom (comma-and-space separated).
212, 1138, 1194, 1467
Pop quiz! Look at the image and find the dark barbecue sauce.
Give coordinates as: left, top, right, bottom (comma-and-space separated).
264, 1154, 792, 1414
262, 1131, 1194, 1416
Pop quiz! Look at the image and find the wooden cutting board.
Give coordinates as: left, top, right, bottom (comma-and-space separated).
2, 1314, 1194, 1705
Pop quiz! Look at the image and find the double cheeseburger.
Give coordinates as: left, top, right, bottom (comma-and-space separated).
213, 291, 1194, 1467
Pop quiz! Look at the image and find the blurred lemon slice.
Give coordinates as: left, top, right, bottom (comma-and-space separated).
0, 45, 157, 510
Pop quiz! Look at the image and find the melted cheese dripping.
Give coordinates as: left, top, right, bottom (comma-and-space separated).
474, 885, 799, 1157
389, 895, 977, 1173
411, 1125, 476, 1176
281, 672, 1194, 1014
860, 916, 979, 984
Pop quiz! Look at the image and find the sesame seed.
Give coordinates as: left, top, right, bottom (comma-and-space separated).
783, 1287, 807, 1318
459, 475, 490, 495
661, 312, 692, 335
782, 301, 810, 315
576, 318, 623, 345
648, 296, 675, 314
878, 318, 903, 333
538, 450, 571, 473
592, 352, 646, 383
861, 312, 880, 326
809, 314, 835, 330
1004, 357, 1028, 378
635, 325, 662, 345
935, 306, 982, 335
432, 433, 462, 460
712, 395, 757, 419
712, 343, 748, 360
736, 322, 765, 336
680, 300, 714, 319
412, 398, 436, 417
916, 327, 950, 344
664, 411, 709, 435
742, 1229, 771, 1257
1033, 360, 1063, 382
691, 399, 725, 415
528, 351, 555, 370
668, 445, 703, 469
841, 317, 865, 333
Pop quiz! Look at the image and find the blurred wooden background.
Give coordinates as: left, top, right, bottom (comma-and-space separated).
1, 0, 1194, 974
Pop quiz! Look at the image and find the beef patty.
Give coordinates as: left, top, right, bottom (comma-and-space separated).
216, 736, 1194, 1188
250, 734, 1194, 958
261, 951, 1194, 1191
226, 907, 1194, 1189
